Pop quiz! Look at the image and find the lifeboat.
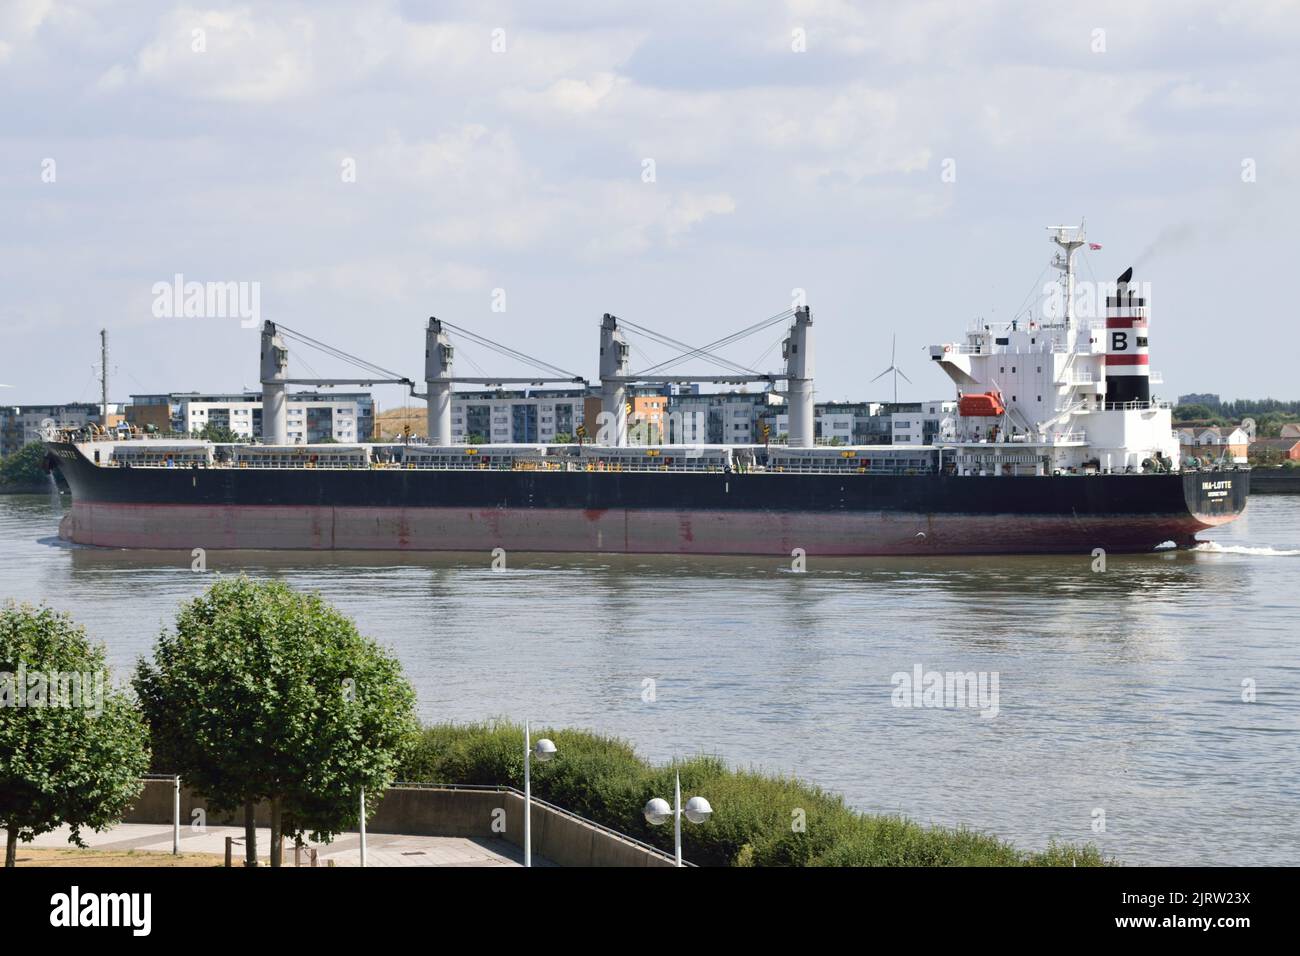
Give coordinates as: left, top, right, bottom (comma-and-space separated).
958, 392, 1005, 417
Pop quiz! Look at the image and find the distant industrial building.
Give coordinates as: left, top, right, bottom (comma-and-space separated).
126, 392, 374, 444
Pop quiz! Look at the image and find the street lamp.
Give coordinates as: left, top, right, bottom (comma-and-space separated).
644, 771, 712, 867
524, 720, 557, 868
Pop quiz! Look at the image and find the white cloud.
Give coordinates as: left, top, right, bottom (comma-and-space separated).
0, 0, 1297, 401
0, 0, 54, 63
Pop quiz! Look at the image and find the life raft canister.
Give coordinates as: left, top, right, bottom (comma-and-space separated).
958, 392, 1006, 417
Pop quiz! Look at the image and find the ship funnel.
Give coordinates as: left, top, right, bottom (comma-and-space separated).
1104, 267, 1150, 407
783, 306, 815, 447
598, 313, 629, 446
260, 320, 289, 444
425, 317, 454, 445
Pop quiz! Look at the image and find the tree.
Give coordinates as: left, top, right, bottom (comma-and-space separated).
133, 578, 418, 867
466, 433, 486, 445
1172, 403, 1215, 423
197, 422, 241, 443
1250, 445, 1282, 467
0, 603, 150, 867
0, 442, 51, 488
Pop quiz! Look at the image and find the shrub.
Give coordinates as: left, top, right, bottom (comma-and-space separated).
399, 721, 1108, 867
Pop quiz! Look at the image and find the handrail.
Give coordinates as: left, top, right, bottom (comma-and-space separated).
390, 781, 692, 866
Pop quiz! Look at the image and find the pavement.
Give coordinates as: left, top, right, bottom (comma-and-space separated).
27, 822, 553, 867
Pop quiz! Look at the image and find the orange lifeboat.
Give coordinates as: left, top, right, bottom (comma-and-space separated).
958, 392, 1005, 417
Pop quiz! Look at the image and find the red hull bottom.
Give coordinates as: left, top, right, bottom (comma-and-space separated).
58, 502, 1212, 556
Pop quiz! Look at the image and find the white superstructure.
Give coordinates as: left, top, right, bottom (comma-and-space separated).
927, 224, 1179, 476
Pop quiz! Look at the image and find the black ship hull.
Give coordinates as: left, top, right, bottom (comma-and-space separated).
47, 442, 1248, 556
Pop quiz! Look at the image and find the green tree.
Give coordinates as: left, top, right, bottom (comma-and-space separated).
466, 433, 486, 445
1172, 403, 1217, 424
1250, 445, 1282, 467
0, 442, 51, 487
0, 603, 150, 867
197, 422, 241, 443
133, 578, 418, 867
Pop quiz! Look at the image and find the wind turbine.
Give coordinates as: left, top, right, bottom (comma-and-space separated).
871, 335, 911, 404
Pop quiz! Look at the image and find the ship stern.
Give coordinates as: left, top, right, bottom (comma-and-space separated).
1183, 469, 1249, 530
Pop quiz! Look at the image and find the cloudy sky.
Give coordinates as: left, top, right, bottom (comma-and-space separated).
2, 0, 1297, 411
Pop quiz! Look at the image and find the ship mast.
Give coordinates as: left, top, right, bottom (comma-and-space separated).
99, 328, 109, 429
1048, 222, 1087, 332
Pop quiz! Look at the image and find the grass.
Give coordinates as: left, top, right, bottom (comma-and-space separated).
15, 848, 227, 867
398, 720, 1110, 867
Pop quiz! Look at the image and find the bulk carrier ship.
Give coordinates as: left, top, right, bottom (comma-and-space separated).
47, 225, 1247, 555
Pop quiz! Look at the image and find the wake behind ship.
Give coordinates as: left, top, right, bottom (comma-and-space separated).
47, 225, 1248, 556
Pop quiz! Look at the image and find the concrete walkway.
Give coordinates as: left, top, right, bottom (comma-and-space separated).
28, 823, 552, 867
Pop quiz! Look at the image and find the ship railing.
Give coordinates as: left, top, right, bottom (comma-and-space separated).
1104, 399, 1172, 411
937, 342, 1093, 356
1060, 372, 1098, 385
767, 464, 936, 475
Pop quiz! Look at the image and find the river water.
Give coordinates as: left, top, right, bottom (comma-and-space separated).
1, 490, 1296, 865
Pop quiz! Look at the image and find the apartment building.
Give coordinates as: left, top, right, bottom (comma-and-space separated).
126, 392, 374, 443
452, 389, 588, 444
0, 402, 119, 456
891, 400, 958, 445
666, 389, 785, 444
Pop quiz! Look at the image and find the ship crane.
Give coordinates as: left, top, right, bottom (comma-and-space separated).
595, 306, 815, 447
260, 321, 420, 445
261, 320, 586, 445
420, 317, 587, 444
261, 308, 815, 447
